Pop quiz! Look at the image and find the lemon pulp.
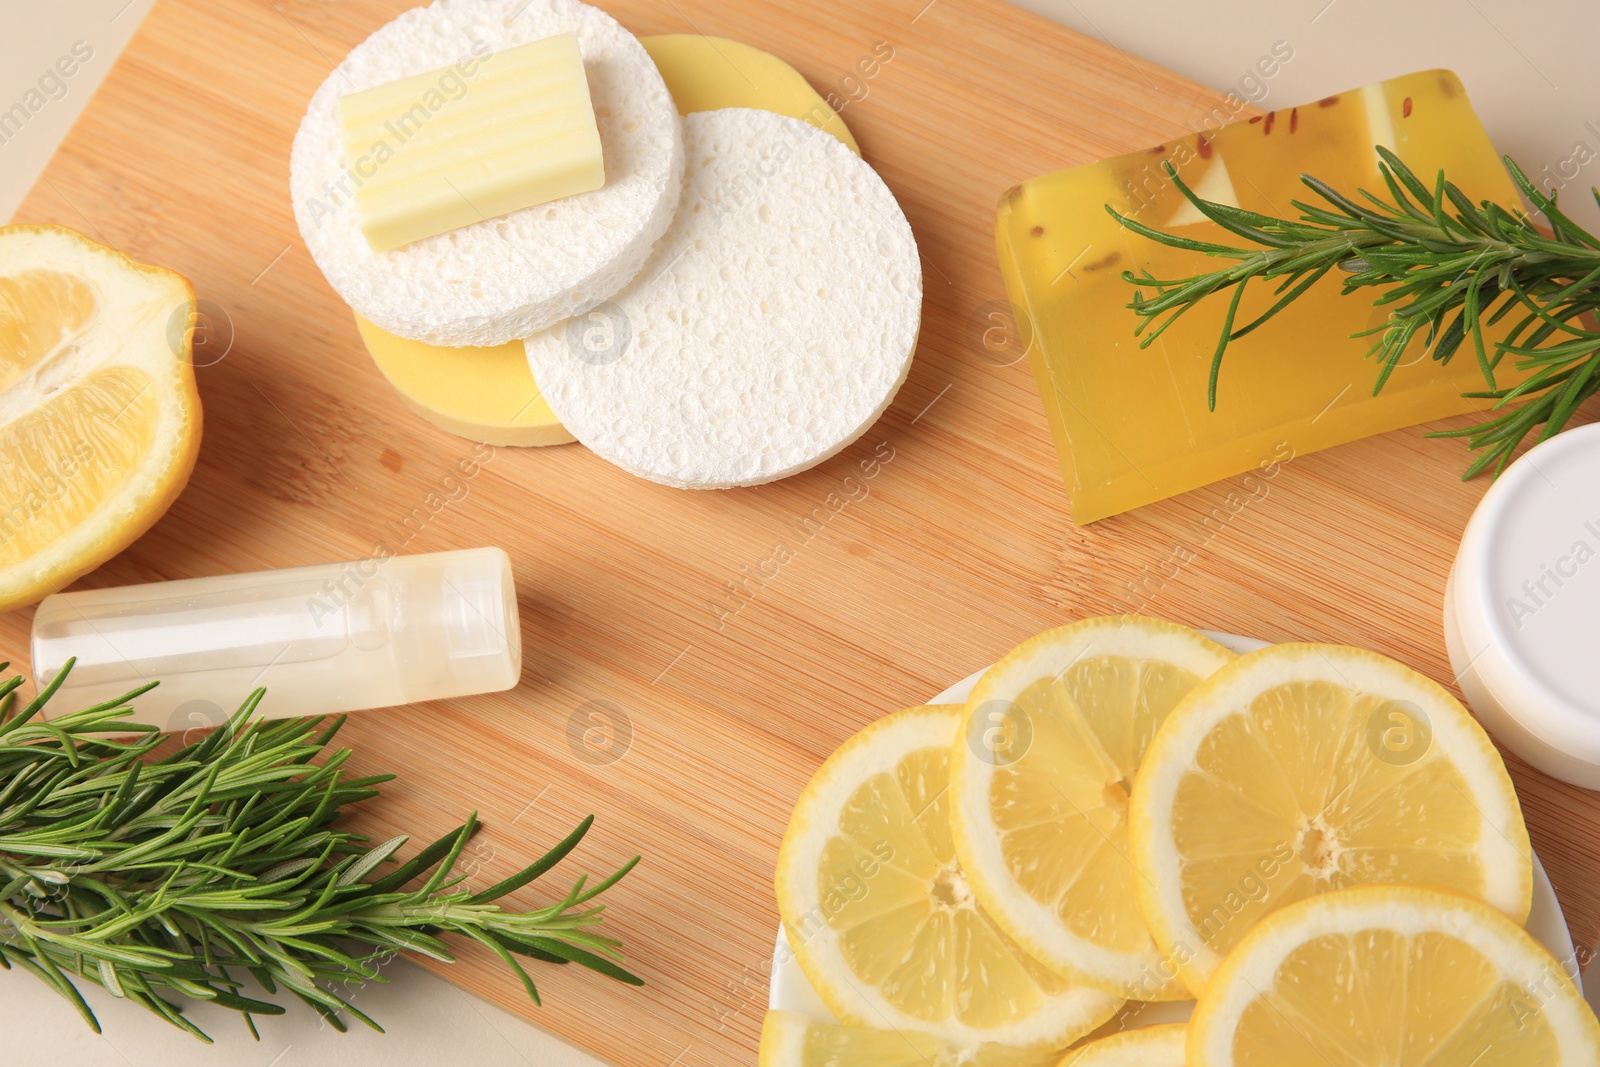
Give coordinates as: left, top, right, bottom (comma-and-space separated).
1235, 928, 1556, 1063
950, 618, 1234, 1000
1189, 887, 1599, 1066
1132, 644, 1532, 995
777, 706, 1121, 1048
819, 741, 1072, 1027
991, 657, 1206, 954
1170, 680, 1487, 960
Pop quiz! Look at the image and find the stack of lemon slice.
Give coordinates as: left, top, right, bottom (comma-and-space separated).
766, 616, 1600, 1066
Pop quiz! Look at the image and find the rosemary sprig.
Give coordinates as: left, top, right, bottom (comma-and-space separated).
1111, 147, 1600, 477
0, 662, 641, 1042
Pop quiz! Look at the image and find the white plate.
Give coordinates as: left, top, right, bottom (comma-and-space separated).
769, 632, 1580, 1025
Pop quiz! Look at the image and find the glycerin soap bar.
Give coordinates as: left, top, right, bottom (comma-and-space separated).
997, 69, 1519, 523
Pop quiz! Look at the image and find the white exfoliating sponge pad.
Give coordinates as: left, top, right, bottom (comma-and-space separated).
289, 0, 684, 347
524, 108, 922, 488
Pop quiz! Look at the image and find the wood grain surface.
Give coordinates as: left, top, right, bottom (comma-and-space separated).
5, 0, 1599, 1063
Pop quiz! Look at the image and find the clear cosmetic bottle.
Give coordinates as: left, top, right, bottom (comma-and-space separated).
30, 547, 521, 731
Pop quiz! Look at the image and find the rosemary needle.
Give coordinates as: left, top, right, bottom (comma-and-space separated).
0, 661, 641, 1042
1111, 147, 1600, 478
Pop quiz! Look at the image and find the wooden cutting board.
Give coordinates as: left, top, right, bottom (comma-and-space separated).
6, 0, 1599, 1063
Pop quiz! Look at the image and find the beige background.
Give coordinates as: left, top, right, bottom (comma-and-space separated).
2, 1, 156, 226
2, 0, 1598, 1063
8, 0, 1600, 228
1018, 0, 1600, 228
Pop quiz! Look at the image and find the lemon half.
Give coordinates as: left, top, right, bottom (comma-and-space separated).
775, 705, 1122, 1048
0, 225, 199, 611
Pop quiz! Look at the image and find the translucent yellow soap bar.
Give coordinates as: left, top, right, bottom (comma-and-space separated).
340, 33, 604, 252
997, 69, 1518, 523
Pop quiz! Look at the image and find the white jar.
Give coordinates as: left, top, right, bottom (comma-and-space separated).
1445, 422, 1600, 788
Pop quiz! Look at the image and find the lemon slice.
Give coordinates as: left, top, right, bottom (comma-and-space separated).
949, 617, 1235, 1000
757, 1010, 1067, 1067
0, 225, 200, 611
775, 705, 1122, 1048
1062, 1024, 1186, 1066
1189, 885, 1600, 1065
1130, 643, 1533, 995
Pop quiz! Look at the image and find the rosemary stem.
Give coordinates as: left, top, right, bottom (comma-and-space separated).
1118, 150, 1600, 476
0, 663, 641, 1040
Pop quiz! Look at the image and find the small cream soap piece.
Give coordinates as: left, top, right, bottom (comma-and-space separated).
340, 33, 604, 252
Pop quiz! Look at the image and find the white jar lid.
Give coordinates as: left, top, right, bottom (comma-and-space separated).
1450, 422, 1600, 779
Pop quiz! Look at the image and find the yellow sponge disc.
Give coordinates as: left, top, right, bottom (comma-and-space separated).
356, 35, 856, 445
640, 35, 860, 155
356, 314, 574, 447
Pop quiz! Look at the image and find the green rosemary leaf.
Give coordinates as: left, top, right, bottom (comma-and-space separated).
327, 987, 384, 1033
485, 929, 569, 965
1230, 262, 1335, 342
1380, 147, 1436, 205
312, 714, 350, 750
363, 828, 465, 895
336, 835, 409, 887
570, 855, 641, 908
7, 660, 79, 734
98, 958, 125, 998
0, 677, 23, 718
417, 816, 477, 897
8, 924, 102, 1031
206, 988, 286, 1016
466, 815, 594, 905
514, 936, 644, 986
1209, 280, 1249, 410
1108, 205, 1248, 258
471, 928, 543, 1007
1546, 353, 1600, 433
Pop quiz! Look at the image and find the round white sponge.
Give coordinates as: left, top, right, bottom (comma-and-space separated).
289, 0, 684, 348
524, 108, 922, 488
